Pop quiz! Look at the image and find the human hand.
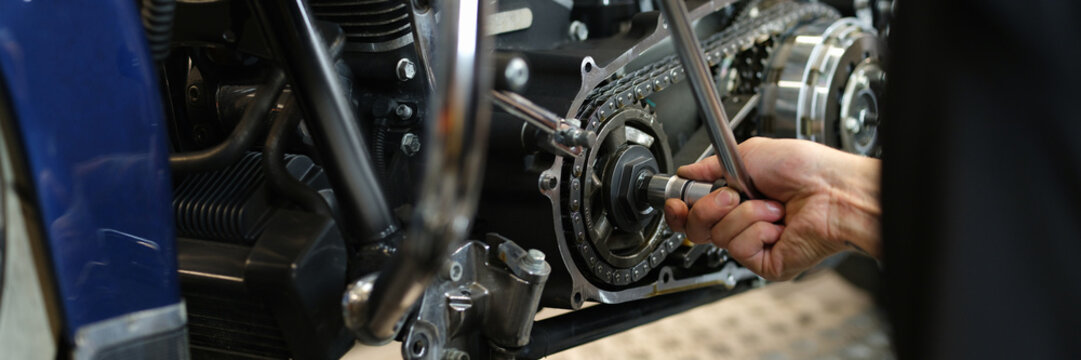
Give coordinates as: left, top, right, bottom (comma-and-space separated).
663, 137, 881, 280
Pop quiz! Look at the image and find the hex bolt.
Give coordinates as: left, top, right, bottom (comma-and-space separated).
568, 20, 589, 41
396, 103, 414, 120
401, 133, 421, 156
396, 58, 416, 81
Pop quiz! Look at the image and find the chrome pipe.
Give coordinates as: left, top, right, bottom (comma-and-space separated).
657, 0, 762, 199
251, 0, 398, 240
344, 0, 493, 344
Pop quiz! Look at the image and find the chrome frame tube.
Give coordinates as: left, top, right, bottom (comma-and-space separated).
658, 0, 761, 199
491, 90, 564, 136
350, 0, 493, 344
251, 0, 398, 240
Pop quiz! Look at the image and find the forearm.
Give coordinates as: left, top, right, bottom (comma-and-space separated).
827, 155, 882, 259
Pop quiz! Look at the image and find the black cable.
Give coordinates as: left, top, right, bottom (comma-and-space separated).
141, 0, 177, 61
170, 69, 286, 173
263, 95, 333, 217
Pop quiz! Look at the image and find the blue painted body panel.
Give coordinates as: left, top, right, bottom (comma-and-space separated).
0, 0, 180, 339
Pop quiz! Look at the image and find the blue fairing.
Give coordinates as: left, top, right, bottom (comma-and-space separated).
0, 0, 180, 339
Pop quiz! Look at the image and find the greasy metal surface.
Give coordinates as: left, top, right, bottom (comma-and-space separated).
0, 0, 181, 337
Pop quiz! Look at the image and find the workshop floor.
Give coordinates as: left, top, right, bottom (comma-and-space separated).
344, 271, 894, 359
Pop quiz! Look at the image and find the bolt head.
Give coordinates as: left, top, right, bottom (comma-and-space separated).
504, 57, 530, 91
844, 117, 861, 133
396, 58, 416, 81
569, 21, 589, 41
395, 104, 414, 120
527, 249, 546, 262
401, 133, 421, 156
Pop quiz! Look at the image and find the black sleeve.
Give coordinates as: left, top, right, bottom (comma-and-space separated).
882, 1, 1081, 358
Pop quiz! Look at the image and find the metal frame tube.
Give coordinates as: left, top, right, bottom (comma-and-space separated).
251, 0, 397, 240
658, 0, 761, 199
347, 0, 493, 344
516, 284, 750, 359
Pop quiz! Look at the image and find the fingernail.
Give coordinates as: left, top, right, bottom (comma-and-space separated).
716, 188, 737, 207
765, 201, 782, 215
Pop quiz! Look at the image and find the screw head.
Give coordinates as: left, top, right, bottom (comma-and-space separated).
396, 58, 416, 81
539, 173, 558, 191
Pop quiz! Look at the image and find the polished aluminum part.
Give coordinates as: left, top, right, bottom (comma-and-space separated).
345, 0, 493, 345
73, 302, 188, 360
760, 17, 881, 153
839, 59, 885, 156
343, 273, 402, 345
401, 239, 549, 360
486, 7, 533, 36
645, 174, 716, 208
408, 0, 438, 90
252, 0, 398, 240
491, 90, 597, 156
658, 0, 761, 200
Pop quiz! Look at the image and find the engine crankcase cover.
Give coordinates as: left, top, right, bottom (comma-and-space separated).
565, 105, 674, 288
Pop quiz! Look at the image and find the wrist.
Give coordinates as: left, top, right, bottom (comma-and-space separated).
826, 154, 882, 259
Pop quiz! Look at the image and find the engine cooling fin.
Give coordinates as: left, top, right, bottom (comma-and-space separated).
309, 0, 414, 53
172, 152, 329, 244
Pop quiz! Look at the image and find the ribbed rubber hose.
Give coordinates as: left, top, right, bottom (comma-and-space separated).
170, 70, 287, 173
141, 0, 176, 61
263, 96, 334, 217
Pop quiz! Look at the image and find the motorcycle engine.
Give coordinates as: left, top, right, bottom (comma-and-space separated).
473, 0, 885, 309
162, 0, 889, 358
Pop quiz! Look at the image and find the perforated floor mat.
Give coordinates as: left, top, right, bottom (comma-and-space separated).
549, 271, 893, 360
344, 271, 893, 359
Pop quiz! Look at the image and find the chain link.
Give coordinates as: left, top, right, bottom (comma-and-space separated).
563, 1, 840, 287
